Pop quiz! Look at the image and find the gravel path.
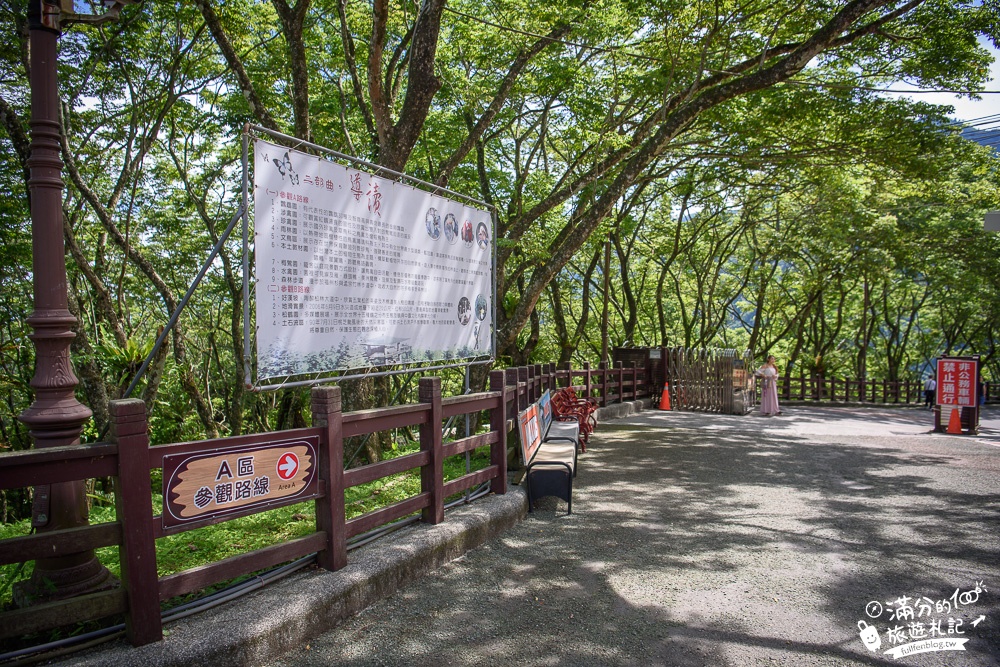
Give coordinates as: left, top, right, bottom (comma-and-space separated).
266, 406, 1000, 667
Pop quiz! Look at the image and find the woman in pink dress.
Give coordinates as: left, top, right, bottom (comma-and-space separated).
755, 356, 781, 416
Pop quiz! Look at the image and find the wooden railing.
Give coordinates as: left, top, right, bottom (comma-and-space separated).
772, 376, 996, 404
0, 442, 127, 645
0, 374, 512, 647
508, 362, 653, 411
0, 362, 653, 651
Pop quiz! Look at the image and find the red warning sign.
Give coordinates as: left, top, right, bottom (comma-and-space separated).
936, 357, 978, 408
276, 452, 300, 480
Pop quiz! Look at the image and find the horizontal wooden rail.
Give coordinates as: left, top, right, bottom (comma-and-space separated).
443, 467, 497, 498
0, 522, 122, 566
343, 451, 430, 488
144, 427, 322, 469
342, 403, 429, 438
0, 589, 126, 641
0, 443, 118, 489
345, 493, 431, 539
442, 431, 497, 458
441, 391, 501, 418
157, 532, 327, 601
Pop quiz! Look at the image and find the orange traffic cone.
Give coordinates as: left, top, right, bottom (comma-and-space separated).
947, 407, 963, 434
659, 382, 672, 410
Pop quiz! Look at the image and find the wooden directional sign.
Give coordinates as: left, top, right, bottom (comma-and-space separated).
163, 435, 320, 529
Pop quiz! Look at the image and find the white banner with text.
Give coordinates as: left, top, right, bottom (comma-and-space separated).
254, 139, 494, 380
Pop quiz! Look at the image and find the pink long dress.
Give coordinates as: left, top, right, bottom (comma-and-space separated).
758, 366, 780, 415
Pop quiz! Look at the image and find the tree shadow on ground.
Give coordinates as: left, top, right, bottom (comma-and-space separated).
271, 411, 1000, 667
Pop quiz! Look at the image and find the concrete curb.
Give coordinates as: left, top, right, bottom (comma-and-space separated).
58, 487, 527, 667
595, 398, 652, 421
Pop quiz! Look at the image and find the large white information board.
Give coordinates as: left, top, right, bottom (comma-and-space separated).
253, 139, 494, 380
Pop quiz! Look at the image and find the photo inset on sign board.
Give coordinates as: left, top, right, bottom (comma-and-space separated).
461, 220, 473, 246
472, 320, 482, 349
458, 297, 472, 325
425, 208, 441, 240
476, 222, 489, 249
444, 213, 458, 244
476, 294, 488, 321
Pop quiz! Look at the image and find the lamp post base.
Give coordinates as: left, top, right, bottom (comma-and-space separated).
13, 558, 118, 607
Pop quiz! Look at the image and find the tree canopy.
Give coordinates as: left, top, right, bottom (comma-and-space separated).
1, 0, 999, 464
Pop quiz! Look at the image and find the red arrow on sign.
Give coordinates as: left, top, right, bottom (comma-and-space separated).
276, 453, 299, 480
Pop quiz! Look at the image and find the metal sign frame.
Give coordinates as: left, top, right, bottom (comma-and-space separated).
241, 125, 497, 391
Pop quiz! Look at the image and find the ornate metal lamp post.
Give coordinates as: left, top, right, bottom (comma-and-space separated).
15, 0, 135, 605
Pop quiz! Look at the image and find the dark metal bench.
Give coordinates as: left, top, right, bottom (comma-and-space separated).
517, 390, 581, 514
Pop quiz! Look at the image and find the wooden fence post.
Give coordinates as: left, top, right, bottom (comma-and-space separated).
631, 361, 638, 401
311, 386, 346, 571
612, 361, 620, 404
584, 361, 592, 402
612, 361, 625, 403
596, 361, 604, 404
419, 377, 444, 525
601, 362, 609, 407
489, 370, 508, 495
527, 364, 536, 403
517, 366, 529, 411
505, 367, 518, 391
110, 399, 161, 646
506, 368, 518, 414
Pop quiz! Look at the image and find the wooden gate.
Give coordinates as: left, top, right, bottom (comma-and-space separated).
661, 347, 755, 414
